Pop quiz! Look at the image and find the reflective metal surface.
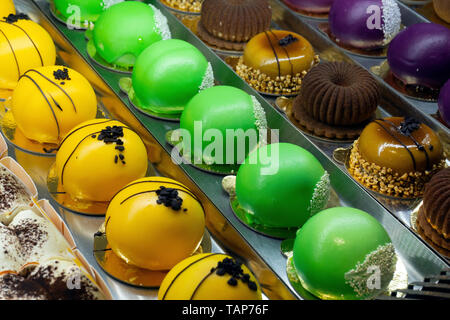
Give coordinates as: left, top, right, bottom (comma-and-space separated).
8, 0, 449, 301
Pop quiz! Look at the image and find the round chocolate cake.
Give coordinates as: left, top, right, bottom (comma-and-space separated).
417, 168, 450, 257
349, 117, 445, 198
293, 62, 379, 139
198, 0, 272, 51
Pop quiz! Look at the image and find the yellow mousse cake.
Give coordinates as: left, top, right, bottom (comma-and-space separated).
106, 177, 205, 271
158, 253, 262, 300
55, 119, 148, 202
12, 66, 97, 144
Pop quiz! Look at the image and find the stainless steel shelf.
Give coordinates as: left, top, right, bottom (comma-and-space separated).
8, 0, 448, 301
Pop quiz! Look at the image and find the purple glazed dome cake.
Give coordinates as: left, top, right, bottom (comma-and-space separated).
329, 0, 401, 50
387, 23, 450, 90
438, 80, 450, 127
283, 0, 334, 14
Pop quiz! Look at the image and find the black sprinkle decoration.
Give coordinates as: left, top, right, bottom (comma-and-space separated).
399, 117, 421, 136
156, 186, 183, 211
212, 258, 258, 291
4, 13, 30, 24
53, 68, 71, 81
96, 126, 126, 164
279, 34, 298, 47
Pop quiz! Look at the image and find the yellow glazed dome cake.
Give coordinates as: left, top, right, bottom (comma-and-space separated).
0, 0, 15, 18
158, 253, 262, 300
0, 14, 56, 90
106, 177, 205, 271
12, 66, 97, 145
236, 30, 317, 95
55, 119, 148, 202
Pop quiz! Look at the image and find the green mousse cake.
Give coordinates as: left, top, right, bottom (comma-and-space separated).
179, 86, 267, 167
131, 39, 214, 116
53, 0, 123, 24
236, 143, 330, 229
293, 207, 397, 300
92, 1, 171, 68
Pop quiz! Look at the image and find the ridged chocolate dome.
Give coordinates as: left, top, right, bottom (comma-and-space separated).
199, 0, 271, 49
423, 168, 450, 239
294, 62, 379, 126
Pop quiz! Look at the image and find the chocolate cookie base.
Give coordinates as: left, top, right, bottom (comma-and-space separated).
417, 206, 450, 258
293, 100, 371, 140
197, 21, 247, 51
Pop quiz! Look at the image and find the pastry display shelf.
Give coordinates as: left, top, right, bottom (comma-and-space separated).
168, 0, 449, 236
11, 0, 448, 301
164, 0, 450, 258
268, 0, 449, 258
272, 0, 449, 135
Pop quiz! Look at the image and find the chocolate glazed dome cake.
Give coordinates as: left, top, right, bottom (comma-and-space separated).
417, 168, 450, 257
293, 62, 380, 139
197, 0, 272, 51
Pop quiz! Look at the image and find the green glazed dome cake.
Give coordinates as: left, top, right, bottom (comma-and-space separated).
235, 143, 330, 229
92, 1, 171, 68
179, 86, 267, 167
53, 0, 123, 24
131, 39, 214, 116
293, 207, 397, 300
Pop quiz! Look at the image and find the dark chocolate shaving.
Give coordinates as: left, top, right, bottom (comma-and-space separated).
278, 34, 298, 47
212, 258, 258, 291
156, 186, 183, 211
399, 117, 421, 136
96, 126, 126, 164
4, 13, 30, 24
53, 68, 71, 81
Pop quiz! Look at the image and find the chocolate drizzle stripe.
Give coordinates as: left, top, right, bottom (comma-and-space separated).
61, 130, 103, 185
0, 28, 20, 77
21, 74, 60, 139
110, 180, 200, 204
119, 188, 201, 209
269, 30, 294, 76
374, 120, 417, 171
60, 126, 131, 185
104, 216, 111, 235
382, 119, 431, 170
161, 254, 221, 300
26, 69, 77, 112
58, 119, 115, 150
1, 21, 44, 66
189, 269, 216, 300
49, 93, 62, 111
264, 31, 281, 78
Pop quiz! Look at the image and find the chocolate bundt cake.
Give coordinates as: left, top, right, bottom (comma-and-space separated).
295, 62, 379, 126
293, 62, 379, 139
198, 0, 272, 51
417, 168, 450, 257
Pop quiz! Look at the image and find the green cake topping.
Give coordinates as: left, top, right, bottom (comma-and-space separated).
308, 172, 330, 217
250, 96, 268, 133
149, 4, 171, 41
199, 63, 214, 92
344, 243, 397, 298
